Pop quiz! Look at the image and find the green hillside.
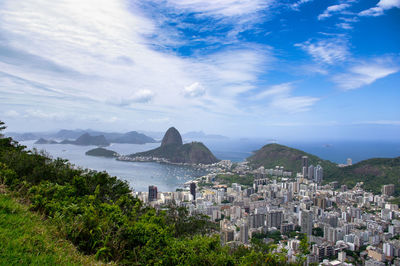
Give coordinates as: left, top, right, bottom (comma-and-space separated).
247, 143, 400, 194
325, 157, 400, 194
0, 192, 105, 265
247, 143, 338, 175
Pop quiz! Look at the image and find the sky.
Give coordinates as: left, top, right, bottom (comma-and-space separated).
0, 0, 399, 140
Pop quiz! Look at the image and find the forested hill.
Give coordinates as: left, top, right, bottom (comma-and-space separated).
326, 157, 400, 194
247, 143, 338, 174
247, 143, 400, 194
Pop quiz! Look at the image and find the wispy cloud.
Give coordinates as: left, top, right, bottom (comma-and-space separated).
250, 83, 319, 113
355, 120, 400, 126
333, 62, 399, 90
163, 0, 271, 19
291, 0, 314, 11
359, 0, 400, 16
318, 4, 350, 20
295, 37, 349, 64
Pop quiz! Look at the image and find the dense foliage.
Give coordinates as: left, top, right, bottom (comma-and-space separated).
0, 193, 104, 265
0, 121, 293, 265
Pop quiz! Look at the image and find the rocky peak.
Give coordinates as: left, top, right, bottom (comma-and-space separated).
161, 127, 183, 147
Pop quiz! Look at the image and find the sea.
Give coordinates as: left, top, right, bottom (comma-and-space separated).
20, 139, 400, 192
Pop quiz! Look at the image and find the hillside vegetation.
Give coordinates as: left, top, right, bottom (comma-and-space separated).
327, 157, 400, 194
0, 192, 105, 265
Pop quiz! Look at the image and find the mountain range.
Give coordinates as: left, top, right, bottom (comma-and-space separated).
23, 130, 157, 145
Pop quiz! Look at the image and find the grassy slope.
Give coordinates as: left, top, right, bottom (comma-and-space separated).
0, 191, 107, 266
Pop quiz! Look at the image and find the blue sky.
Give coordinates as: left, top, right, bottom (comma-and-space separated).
0, 0, 399, 140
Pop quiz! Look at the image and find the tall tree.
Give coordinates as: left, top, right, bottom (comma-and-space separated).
0, 121, 6, 137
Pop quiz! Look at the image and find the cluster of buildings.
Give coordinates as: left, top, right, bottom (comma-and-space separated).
134, 156, 399, 265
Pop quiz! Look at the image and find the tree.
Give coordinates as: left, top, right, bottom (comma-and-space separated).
0, 121, 5, 137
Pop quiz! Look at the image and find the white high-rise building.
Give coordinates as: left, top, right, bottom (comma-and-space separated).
314, 165, 323, 184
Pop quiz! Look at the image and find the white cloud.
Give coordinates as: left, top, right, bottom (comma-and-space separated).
4, 110, 20, 118
318, 4, 350, 20
336, 22, 353, 30
333, 63, 399, 90
250, 83, 319, 113
359, 0, 400, 16
295, 38, 349, 64
121, 90, 156, 105
183, 82, 206, 98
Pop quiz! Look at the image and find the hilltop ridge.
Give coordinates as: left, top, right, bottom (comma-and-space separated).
247, 143, 400, 194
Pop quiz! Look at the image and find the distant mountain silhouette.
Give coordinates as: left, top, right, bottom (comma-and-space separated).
60, 133, 109, 146
34, 138, 58, 144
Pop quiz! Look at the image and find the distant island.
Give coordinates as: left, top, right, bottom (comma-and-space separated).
85, 147, 119, 158
125, 127, 219, 165
34, 138, 58, 144
59, 133, 109, 146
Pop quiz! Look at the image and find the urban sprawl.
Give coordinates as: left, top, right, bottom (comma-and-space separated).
134, 156, 399, 266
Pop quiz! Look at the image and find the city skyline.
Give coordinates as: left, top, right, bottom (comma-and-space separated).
0, 0, 399, 139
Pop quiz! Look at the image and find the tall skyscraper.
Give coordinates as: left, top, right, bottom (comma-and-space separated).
240, 223, 249, 244
314, 165, 323, 184
302, 156, 309, 178
190, 182, 196, 200
148, 185, 158, 202
308, 165, 314, 180
266, 210, 283, 229
300, 210, 313, 236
